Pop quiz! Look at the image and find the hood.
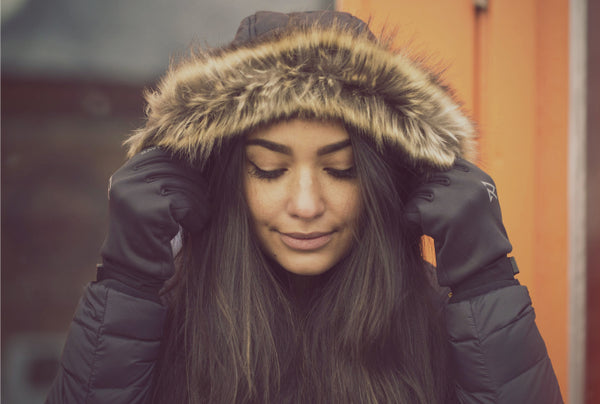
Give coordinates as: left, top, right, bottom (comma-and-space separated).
125, 10, 476, 169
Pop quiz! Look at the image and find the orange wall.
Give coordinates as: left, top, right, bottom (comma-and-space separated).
533, 0, 569, 398
337, 0, 569, 397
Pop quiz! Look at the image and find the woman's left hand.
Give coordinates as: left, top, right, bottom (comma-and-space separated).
405, 159, 514, 289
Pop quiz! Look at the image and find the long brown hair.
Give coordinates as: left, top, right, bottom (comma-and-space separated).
151, 125, 454, 403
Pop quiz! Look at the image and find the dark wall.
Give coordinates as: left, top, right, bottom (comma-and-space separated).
1, 77, 145, 402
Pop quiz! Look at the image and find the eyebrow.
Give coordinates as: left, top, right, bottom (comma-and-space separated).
317, 139, 351, 156
245, 139, 351, 156
245, 139, 292, 155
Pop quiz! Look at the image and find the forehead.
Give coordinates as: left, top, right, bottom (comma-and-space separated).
246, 119, 350, 147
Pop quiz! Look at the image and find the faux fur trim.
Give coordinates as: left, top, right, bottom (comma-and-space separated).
125, 17, 476, 168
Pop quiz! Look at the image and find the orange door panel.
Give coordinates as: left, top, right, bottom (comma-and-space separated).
338, 0, 568, 397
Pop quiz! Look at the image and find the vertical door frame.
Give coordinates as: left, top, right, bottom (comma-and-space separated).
569, 0, 587, 402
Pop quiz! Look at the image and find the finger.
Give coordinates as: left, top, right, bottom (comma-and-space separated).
171, 204, 210, 233
407, 188, 435, 202
161, 179, 210, 210
130, 148, 202, 179
453, 157, 471, 169
425, 174, 450, 186
167, 188, 211, 232
404, 210, 422, 228
403, 199, 423, 228
184, 209, 211, 233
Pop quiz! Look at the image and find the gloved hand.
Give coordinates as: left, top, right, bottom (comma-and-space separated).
98, 147, 210, 296
405, 159, 517, 296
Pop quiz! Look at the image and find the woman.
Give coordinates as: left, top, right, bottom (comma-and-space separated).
46, 10, 563, 403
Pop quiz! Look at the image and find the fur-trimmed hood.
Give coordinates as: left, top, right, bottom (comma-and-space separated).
125, 10, 475, 168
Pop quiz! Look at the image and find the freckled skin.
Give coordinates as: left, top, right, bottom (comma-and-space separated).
244, 119, 363, 276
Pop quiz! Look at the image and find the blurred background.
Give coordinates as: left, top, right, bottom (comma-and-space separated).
1, 0, 598, 403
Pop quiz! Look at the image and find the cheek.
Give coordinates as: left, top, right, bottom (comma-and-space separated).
332, 183, 363, 223
244, 178, 281, 224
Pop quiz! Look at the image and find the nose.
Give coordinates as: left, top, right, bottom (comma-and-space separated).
287, 169, 325, 220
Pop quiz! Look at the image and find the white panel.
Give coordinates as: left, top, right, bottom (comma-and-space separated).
568, 0, 588, 402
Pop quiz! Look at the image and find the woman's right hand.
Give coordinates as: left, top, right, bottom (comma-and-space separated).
98, 147, 210, 296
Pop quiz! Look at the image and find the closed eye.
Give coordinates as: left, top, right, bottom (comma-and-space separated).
248, 160, 286, 180
325, 167, 357, 179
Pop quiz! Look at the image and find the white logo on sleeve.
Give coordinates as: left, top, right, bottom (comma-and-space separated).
107, 176, 113, 200
481, 181, 498, 202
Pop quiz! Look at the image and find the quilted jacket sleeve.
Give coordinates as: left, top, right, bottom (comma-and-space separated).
445, 284, 563, 403
45, 279, 167, 404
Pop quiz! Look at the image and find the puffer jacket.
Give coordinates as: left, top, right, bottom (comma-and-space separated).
46, 280, 562, 403
46, 11, 563, 403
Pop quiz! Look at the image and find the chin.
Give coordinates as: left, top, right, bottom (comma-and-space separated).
281, 265, 332, 276
275, 254, 341, 276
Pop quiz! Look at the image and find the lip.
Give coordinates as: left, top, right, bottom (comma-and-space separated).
279, 231, 334, 251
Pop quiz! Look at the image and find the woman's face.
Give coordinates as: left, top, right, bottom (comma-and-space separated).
244, 119, 362, 276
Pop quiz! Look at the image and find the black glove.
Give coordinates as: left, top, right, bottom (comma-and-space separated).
405, 159, 518, 298
98, 147, 210, 296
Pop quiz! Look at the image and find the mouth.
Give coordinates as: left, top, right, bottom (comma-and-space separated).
279, 231, 334, 251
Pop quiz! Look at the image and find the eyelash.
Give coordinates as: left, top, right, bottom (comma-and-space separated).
325, 167, 357, 179
248, 161, 356, 180
249, 163, 286, 180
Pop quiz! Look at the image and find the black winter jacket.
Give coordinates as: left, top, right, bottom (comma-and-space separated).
46, 279, 562, 403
